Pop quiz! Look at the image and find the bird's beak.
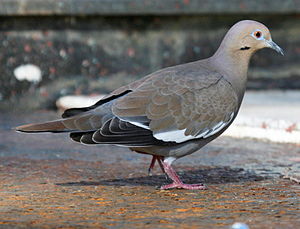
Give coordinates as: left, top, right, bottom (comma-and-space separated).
265, 39, 284, 55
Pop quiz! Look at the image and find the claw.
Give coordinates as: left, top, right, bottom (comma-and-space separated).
161, 183, 206, 190
148, 167, 153, 176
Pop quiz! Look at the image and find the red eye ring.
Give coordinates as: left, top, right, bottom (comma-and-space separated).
254, 31, 262, 38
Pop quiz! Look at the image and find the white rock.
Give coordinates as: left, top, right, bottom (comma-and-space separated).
56, 95, 106, 111
231, 222, 250, 229
14, 64, 42, 83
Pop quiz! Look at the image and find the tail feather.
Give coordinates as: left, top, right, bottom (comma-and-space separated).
16, 120, 71, 133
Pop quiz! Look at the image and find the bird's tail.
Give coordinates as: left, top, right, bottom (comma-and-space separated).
15, 120, 71, 133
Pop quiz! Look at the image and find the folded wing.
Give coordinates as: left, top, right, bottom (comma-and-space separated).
112, 69, 238, 143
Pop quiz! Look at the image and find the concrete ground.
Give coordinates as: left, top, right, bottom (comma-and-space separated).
0, 91, 300, 228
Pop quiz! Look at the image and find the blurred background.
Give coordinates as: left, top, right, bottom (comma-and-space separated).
0, 0, 299, 112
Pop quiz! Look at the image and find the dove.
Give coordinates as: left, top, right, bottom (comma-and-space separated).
16, 20, 283, 190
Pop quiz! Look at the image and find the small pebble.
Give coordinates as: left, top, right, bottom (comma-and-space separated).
231, 222, 250, 229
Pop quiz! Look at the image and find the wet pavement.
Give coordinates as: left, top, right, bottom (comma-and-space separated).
0, 111, 299, 228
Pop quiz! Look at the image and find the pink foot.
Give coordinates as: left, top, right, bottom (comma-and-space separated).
161, 183, 206, 190
160, 157, 207, 190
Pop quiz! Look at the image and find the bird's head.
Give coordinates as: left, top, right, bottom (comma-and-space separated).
220, 20, 284, 56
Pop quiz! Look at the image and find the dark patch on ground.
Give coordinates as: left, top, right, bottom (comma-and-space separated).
57, 167, 264, 187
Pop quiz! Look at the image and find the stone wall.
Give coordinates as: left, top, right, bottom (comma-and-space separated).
0, 0, 299, 111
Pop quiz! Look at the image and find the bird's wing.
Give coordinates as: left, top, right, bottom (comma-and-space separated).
112, 69, 239, 143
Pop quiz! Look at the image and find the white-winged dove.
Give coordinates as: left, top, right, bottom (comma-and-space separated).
16, 20, 283, 190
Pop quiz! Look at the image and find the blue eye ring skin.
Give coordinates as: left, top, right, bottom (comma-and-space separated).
251, 29, 264, 40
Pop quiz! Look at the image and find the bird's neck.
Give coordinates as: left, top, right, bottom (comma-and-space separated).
212, 46, 253, 76
210, 48, 253, 101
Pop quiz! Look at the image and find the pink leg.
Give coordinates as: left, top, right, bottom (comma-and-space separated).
156, 157, 166, 174
148, 156, 157, 176
148, 156, 166, 176
160, 159, 206, 190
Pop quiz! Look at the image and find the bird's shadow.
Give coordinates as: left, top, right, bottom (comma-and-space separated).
56, 167, 265, 187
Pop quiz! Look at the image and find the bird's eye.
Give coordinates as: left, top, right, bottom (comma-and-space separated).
254, 31, 262, 39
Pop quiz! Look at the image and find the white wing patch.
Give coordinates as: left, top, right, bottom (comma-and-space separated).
154, 129, 196, 143
153, 113, 235, 143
